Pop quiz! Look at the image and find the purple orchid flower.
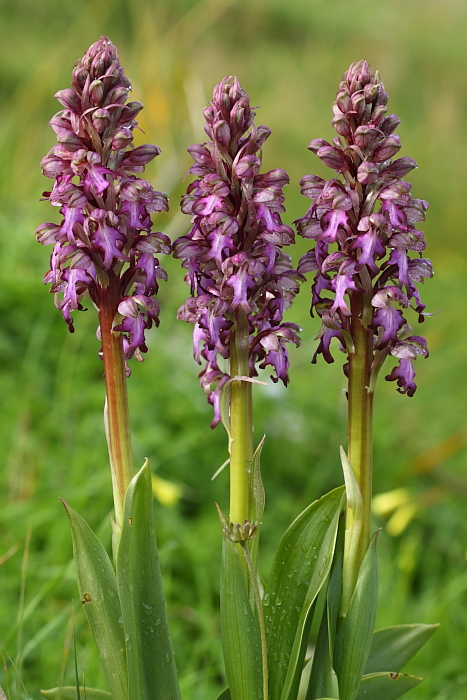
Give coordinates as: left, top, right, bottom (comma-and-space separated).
296, 60, 433, 395
175, 77, 301, 426
36, 37, 170, 370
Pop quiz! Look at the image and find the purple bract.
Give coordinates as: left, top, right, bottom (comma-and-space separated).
36, 37, 170, 367
296, 60, 433, 395
175, 77, 301, 425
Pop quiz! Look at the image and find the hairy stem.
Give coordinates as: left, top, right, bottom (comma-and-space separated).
98, 276, 134, 529
229, 308, 253, 525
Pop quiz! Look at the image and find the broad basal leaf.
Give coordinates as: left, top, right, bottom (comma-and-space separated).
62, 502, 127, 700
357, 672, 423, 699
117, 461, 181, 700
220, 537, 263, 700
264, 486, 345, 700
333, 532, 379, 700
365, 623, 439, 674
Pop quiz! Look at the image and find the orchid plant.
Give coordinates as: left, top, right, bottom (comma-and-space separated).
33, 36, 437, 700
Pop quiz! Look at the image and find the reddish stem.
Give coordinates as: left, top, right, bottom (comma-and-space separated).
98, 275, 134, 527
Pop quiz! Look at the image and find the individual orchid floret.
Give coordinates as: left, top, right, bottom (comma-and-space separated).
296, 60, 433, 396
36, 37, 170, 369
175, 77, 301, 425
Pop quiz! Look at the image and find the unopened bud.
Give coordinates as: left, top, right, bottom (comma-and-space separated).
89, 79, 104, 106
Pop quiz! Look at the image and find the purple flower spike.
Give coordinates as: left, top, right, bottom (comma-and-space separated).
296, 60, 433, 395
175, 77, 301, 425
37, 37, 169, 369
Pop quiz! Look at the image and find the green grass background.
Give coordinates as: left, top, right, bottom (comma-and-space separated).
0, 0, 466, 698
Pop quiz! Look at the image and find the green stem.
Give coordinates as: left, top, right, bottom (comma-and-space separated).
98, 276, 134, 529
229, 308, 253, 525
345, 291, 374, 593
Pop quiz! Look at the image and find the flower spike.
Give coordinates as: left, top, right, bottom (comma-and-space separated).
175, 76, 301, 425
37, 37, 170, 368
296, 59, 433, 395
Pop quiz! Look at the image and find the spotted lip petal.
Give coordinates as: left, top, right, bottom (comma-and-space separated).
175, 76, 301, 425
36, 37, 170, 366
296, 59, 432, 394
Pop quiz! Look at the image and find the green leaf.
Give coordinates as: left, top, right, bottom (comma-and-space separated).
365, 624, 439, 674
356, 672, 424, 699
264, 486, 345, 700
62, 502, 127, 700
116, 461, 181, 700
339, 447, 363, 619
333, 532, 379, 700
220, 537, 263, 700
306, 523, 344, 700
248, 435, 266, 574
287, 601, 316, 700
41, 688, 111, 700
215, 690, 231, 700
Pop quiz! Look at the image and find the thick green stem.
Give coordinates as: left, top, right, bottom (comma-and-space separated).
98, 277, 134, 529
345, 291, 374, 592
229, 308, 253, 525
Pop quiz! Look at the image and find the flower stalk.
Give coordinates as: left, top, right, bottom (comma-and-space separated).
229, 308, 254, 525
99, 277, 133, 528
346, 291, 374, 598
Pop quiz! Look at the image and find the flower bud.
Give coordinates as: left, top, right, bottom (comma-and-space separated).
120, 101, 144, 123
89, 79, 104, 106
373, 134, 401, 162
58, 132, 84, 152
92, 108, 110, 133
357, 160, 379, 184
104, 86, 129, 107
384, 157, 417, 178
214, 120, 231, 147
335, 90, 352, 114
123, 144, 161, 168
317, 145, 349, 171
332, 114, 351, 140
54, 89, 81, 113
308, 138, 330, 154
111, 127, 133, 150
235, 155, 260, 179
354, 125, 379, 151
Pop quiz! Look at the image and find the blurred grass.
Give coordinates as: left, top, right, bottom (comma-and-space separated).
0, 0, 466, 698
